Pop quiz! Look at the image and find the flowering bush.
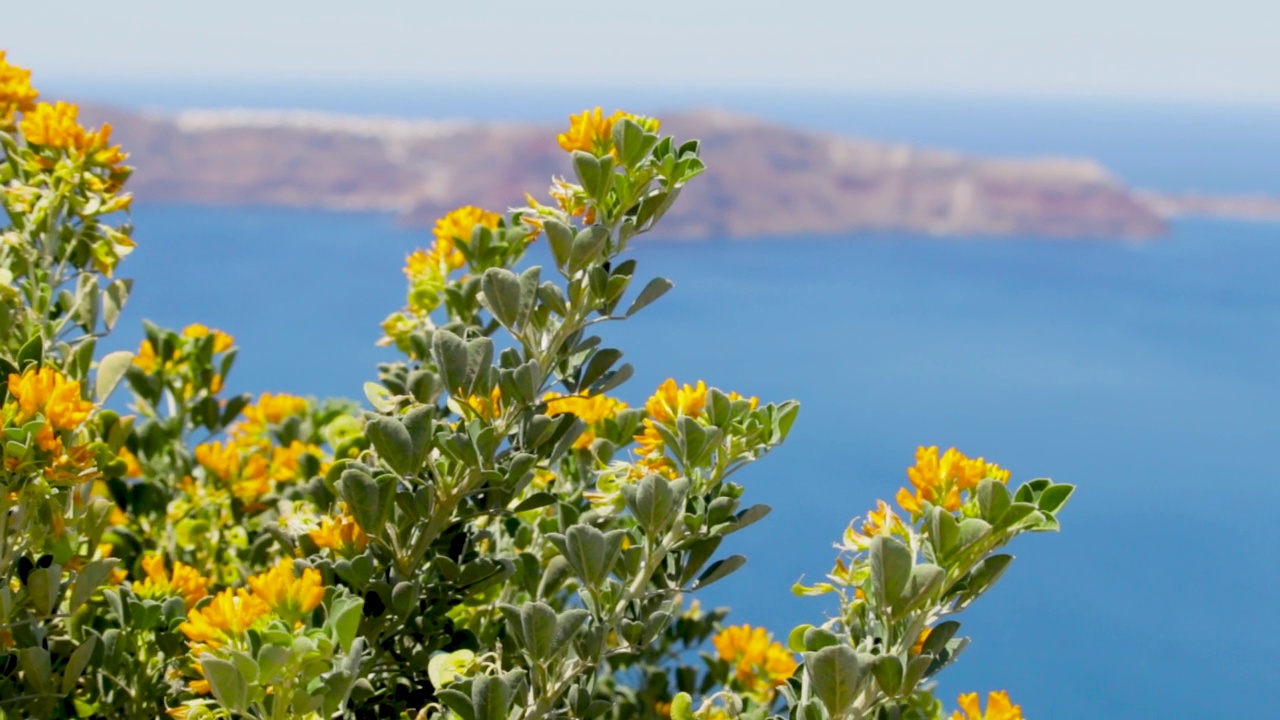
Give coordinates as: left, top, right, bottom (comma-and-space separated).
0, 52, 1072, 720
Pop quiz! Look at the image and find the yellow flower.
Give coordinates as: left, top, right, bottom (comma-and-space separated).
132, 555, 210, 610
911, 627, 932, 655
711, 625, 798, 698
309, 513, 368, 554
245, 392, 308, 426
117, 446, 143, 478
645, 379, 707, 424
179, 587, 270, 650
465, 387, 504, 421
843, 500, 904, 550
42, 442, 99, 485
231, 455, 272, 504
19, 101, 127, 168
413, 205, 500, 274
8, 366, 94, 431
269, 440, 317, 483
405, 247, 452, 277
246, 558, 325, 619
133, 339, 159, 373
896, 446, 1009, 516
543, 391, 627, 449
950, 691, 1024, 720
557, 108, 659, 156
231, 392, 308, 440
182, 323, 234, 353
0, 51, 38, 125
193, 441, 240, 482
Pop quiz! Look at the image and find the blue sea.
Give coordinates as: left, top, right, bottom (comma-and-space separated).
90, 87, 1280, 718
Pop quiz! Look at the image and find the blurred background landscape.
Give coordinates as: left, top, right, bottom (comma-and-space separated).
7, 1, 1278, 716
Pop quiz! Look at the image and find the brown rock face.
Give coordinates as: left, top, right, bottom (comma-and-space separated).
79, 105, 1168, 240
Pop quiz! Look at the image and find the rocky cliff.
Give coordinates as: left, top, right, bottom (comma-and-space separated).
81, 105, 1172, 240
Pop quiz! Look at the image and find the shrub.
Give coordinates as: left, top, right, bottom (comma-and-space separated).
0, 52, 1072, 720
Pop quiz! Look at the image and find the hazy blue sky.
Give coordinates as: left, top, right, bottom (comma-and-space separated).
4, 1, 1276, 104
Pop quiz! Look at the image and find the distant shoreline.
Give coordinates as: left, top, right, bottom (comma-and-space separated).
81, 105, 1279, 242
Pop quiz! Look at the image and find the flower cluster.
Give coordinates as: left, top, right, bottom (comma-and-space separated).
543, 390, 627, 449
20, 101, 127, 171
951, 691, 1024, 720
192, 392, 319, 506
711, 625, 798, 700
3, 366, 99, 483
381, 204, 523, 351
179, 559, 326, 690
308, 512, 368, 557
634, 379, 758, 475
895, 446, 1010, 515
557, 107, 660, 156
0, 50, 38, 125
406, 205, 498, 311
134, 323, 235, 398
132, 554, 210, 610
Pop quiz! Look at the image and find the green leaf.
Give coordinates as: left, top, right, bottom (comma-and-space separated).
670, 693, 695, 720
694, 554, 746, 590
902, 654, 933, 695
103, 279, 132, 331
432, 331, 470, 395
625, 276, 674, 318
511, 492, 556, 513
464, 338, 494, 396
481, 268, 523, 330
578, 348, 622, 392
804, 645, 864, 716
544, 220, 575, 270
570, 226, 609, 273
516, 266, 541, 330
27, 564, 60, 615
928, 508, 960, 557
996, 501, 1039, 530
472, 674, 512, 720
678, 536, 722, 586
869, 535, 913, 608
429, 649, 476, 690
437, 688, 475, 720
367, 416, 415, 475
70, 558, 117, 613
363, 382, 394, 413
572, 151, 610, 201
94, 351, 133, 402
17, 333, 42, 368
893, 564, 945, 617
551, 609, 590, 657
520, 602, 558, 661
955, 518, 993, 555
340, 468, 388, 537
1038, 483, 1075, 514
201, 656, 248, 713
257, 644, 290, 682
803, 626, 840, 651
727, 504, 773, 532
329, 594, 364, 652
18, 647, 51, 694
623, 474, 686, 535
872, 655, 904, 697
955, 554, 1014, 607
977, 478, 1013, 525
60, 636, 97, 694
921, 621, 962, 656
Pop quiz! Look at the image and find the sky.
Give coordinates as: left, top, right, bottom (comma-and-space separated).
3, 0, 1278, 105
